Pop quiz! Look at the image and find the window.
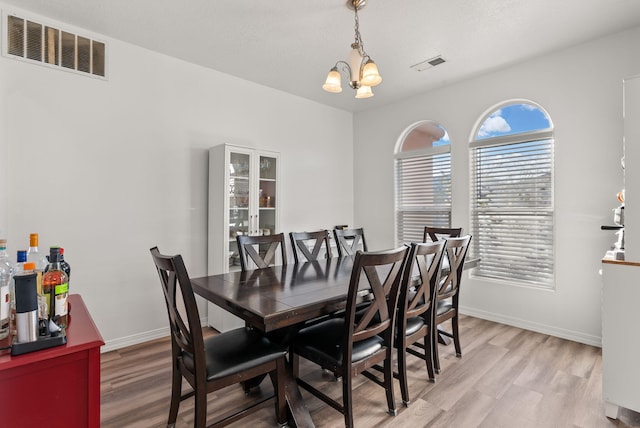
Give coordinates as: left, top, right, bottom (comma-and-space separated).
470, 101, 554, 287
395, 121, 451, 244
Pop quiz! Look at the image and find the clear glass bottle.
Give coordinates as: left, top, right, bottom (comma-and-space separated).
15, 250, 27, 274
42, 247, 69, 328
11, 250, 27, 337
0, 239, 12, 342
27, 233, 48, 301
26, 233, 47, 269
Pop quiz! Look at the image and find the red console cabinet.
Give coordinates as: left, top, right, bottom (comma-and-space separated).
0, 294, 104, 427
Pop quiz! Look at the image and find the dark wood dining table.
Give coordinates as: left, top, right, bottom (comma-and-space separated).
190, 255, 478, 427
191, 257, 362, 333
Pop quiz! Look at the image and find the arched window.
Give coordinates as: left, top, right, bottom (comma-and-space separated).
470, 101, 554, 287
395, 121, 451, 244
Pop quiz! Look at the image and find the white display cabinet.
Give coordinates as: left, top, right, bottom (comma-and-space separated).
207, 144, 279, 332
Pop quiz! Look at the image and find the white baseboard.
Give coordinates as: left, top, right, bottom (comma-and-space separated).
101, 316, 208, 353
459, 306, 602, 348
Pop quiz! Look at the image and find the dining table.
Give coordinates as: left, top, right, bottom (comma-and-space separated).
190, 255, 478, 427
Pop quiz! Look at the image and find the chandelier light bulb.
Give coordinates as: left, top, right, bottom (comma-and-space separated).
322, 67, 343, 93
360, 59, 382, 87
355, 85, 373, 98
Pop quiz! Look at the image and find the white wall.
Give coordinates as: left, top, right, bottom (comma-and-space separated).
354, 26, 640, 347
0, 5, 354, 350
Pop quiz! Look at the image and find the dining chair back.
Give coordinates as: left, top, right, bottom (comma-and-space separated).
150, 247, 287, 428
423, 226, 463, 242
290, 246, 409, 428
333, 227, 368, 257
431, 235, 471, 373
395, 240, 446, 404
236, 233, 287, 271
289, 230, 333, 263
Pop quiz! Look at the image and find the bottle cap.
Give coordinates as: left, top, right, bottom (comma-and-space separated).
49, 246, 60, 263
23, 262, 36, 271
17, 250, 27, 263
0, 238, 6, 246
29, 233, 38, 247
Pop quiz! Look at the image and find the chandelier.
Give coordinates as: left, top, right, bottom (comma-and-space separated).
322, 0, 382, 99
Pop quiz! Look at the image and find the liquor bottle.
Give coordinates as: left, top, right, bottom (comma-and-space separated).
26, 233, 47, 296
59, 247, 71, 279
45, 246, 71, 280
10, 250, 27, 337
0, 239, 12, 341
23, 262, 47, 322
42, 247, 69, 328
15, 250, 27, 274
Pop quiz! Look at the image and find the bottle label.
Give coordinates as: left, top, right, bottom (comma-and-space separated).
55, 283, 69, 295
0, 283, 9, 322
55, 293, 68, 317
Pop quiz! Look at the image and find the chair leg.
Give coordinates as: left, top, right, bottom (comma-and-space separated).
383, 351, 397, 416
397, 341, 410, 406
423, 334, 436, 382
433, 324, 441, 374
270, 358, 287, 427
194, 382, 207, 428
168, 365, 181, 427
342, 373, 355, 428
452, 314, 462, 357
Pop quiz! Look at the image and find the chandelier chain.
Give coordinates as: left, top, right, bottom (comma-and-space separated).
353, 4, 368, 59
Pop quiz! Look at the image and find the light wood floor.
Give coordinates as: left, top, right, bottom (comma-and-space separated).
101, 315, 640, 427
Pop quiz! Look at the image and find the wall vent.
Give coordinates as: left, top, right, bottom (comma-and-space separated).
3, 12, 107, 78
410, 55, 447, 72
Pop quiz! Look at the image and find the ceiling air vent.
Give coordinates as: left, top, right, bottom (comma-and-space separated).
3, 12, 106, 78
410, 55, 447, 72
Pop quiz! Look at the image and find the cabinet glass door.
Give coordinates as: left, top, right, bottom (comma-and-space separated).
228, 151, 251, 269
258, 155, 277, 236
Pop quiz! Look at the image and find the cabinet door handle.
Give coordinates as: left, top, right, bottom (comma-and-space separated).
254, 214, 259, 236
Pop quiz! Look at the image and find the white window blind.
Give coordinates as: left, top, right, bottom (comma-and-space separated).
395, 148, 451, 244
470, 131, 554, 287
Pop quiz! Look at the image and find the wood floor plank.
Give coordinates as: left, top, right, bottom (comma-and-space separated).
100, 317, 640, 427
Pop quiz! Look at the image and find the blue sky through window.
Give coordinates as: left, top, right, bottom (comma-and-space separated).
476, 103, 550, 139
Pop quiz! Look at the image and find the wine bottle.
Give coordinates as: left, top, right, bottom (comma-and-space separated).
42, 247, 69, 328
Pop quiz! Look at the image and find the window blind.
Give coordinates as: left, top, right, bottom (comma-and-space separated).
470, 136, 554, 287
395, 152, 451, 244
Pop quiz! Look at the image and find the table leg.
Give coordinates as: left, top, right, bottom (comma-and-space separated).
281, 365, 315, 428
437, 329, 452, 345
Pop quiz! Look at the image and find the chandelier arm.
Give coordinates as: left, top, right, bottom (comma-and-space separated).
334, 60, 360, 89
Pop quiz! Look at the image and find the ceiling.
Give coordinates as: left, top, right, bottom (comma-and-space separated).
4, 0, 640, 112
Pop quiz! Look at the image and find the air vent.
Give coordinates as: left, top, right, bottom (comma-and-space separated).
4, 12, 106, 78
410, 55, 447, 72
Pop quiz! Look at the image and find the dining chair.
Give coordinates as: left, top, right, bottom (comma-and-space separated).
423, 226, 463, 242
333, 227, 368, 257
149, 247, 287, 428
237, 233, 287, 271
430, 235, 472, 373
396, 240, 446, 404
289, 230, 333, 263
290, 246, 409, 428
